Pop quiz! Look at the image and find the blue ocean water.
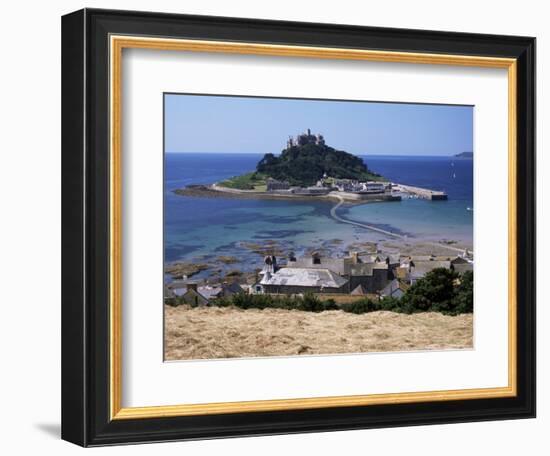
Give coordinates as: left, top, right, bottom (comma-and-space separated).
164, 153, 473, 269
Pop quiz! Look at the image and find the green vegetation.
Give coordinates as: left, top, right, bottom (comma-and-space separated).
256, 143, 382, 186
218, 172, 267, 190
214, 292, 339, 312
166, 295, 201, 308
203, 268, 473, 315
341, 269, 473, 316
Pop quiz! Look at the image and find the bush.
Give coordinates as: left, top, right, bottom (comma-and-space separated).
378, 296, 401, 312
296, 292, 324, 312
398, 268, 473, 315
164, 296, 192, 307
341, 299, 379, 314
400, 268, 458, 313
322, 299, 339, 311
211, 292, 340, 313
451, 270, 473, 314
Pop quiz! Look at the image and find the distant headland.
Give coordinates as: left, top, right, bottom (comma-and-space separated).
454, 151, 473, 158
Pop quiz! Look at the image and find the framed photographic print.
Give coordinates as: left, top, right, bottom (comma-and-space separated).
61, 8, 536, 447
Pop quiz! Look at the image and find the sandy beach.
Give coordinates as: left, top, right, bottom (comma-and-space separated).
164, 306, 473, 360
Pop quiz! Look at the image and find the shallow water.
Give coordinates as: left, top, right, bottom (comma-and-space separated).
164, 153, 473, 273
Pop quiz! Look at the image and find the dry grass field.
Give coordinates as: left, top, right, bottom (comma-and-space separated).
164, 305, 473, 360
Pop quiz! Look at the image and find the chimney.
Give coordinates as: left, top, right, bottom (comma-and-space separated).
351, 251, 359, 264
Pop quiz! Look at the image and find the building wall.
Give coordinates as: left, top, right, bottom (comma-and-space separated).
263, 284, 347, 294
349, 269, 390, 293
181, 290, 209, 306
291, 257, 349, 275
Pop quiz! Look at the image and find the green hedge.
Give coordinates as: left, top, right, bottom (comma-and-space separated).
214, 292, 339, 312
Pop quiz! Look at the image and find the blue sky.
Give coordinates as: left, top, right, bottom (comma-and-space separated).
165, 94, 473, 156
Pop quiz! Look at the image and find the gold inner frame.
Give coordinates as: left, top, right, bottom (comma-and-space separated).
109, 35, 517, 420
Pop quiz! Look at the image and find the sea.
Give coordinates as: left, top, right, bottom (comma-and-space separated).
164, 153, 473, 278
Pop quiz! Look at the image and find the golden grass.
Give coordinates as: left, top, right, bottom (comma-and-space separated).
164, 306, 473, 361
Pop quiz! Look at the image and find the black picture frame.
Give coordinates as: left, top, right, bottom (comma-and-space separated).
62, 8, 536, 447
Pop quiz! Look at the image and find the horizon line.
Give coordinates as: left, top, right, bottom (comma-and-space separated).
165, 151, 472, 157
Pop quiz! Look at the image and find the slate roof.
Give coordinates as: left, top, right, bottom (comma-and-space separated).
350, 284, 367, 295
260, 268, 348, 289
198, 286, 223, 300
380, 279, 410, 297
182, 288, 210, 306
222, 282, 244, 295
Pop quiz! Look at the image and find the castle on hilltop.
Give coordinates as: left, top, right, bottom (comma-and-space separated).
286, 128, 326, 148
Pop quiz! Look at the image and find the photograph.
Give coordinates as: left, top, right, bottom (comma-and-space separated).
57, 5, 536, 447
163, 94, 475, 361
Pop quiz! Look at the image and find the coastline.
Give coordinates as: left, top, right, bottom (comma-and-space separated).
174, 183, 401, 204
164, 235, 474, 285
166, 153, 473, 279
173, 183, 470, 253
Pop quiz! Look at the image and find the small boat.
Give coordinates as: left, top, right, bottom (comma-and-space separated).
452, 172, 456, 179
467, 207, 473, 212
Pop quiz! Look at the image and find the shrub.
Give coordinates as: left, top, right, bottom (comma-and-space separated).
451, 270, 474, 314
322, 299, 339, 311
378, 296, 401, 312
341, 299, 379, 314
164, 297, 178, 307
400, 268, 458, 313
296, 292, 325, 312
211, 293, 339, 313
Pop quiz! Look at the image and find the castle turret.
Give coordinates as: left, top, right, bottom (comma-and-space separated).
293, 129, 326, 146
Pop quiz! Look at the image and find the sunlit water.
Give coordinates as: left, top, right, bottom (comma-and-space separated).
164, 153, 473, 274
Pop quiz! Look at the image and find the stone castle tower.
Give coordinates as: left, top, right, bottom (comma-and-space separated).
287, 129, 325, 148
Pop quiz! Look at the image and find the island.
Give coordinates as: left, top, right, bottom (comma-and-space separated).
239, 128, 382, 188
454, 151, 473, 158
175, 129, 447, 202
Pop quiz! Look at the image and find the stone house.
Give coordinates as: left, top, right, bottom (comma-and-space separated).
260, 268, 349, 294
379, 279, 410, 299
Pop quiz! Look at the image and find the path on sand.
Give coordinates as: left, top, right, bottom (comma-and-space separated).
329, 195, 468, 255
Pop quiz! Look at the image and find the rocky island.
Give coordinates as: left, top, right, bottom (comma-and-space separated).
175, 130, 450, 204
174, 129, 408, 203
